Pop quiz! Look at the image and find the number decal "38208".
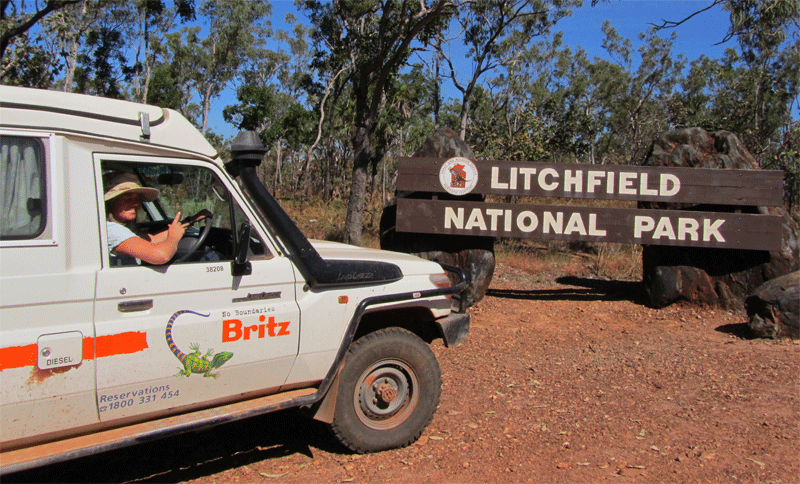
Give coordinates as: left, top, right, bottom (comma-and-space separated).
206, 266, 224, 273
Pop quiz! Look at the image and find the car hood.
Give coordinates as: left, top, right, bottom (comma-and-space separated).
309, 239, 444, 276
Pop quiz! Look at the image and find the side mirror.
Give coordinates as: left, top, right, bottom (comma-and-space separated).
232, 222, 252, 276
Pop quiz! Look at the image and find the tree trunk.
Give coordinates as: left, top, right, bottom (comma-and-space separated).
457, 80, 477, 142
62, 0, 87, 92
343, 125, 371, 246
458, 102, 469, 142
274, 140, 282, 196
63, 37, 79, 91
324, 142, 333, 201
201, 83, 213, 135
300, 148, 314, 198
344, 161, 368, 246
433, 38, 442, 128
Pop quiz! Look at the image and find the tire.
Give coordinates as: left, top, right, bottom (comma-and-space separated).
329, 327, 442, 453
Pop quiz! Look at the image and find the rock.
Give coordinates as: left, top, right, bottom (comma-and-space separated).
644, 265, 718, 309
746, 272, 799, 339
380, 128, 495, 311
639, 128, 799, 309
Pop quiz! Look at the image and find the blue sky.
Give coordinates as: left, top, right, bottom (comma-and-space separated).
208, 0, 738, 137
560, 0, 733, 61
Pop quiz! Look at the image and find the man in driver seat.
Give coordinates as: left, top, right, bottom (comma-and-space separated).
104, 173, 209, 266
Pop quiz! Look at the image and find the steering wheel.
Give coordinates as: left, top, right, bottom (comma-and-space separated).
174, 215, 213, 263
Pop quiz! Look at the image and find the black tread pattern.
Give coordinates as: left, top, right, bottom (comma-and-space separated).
330, 327, 442, 453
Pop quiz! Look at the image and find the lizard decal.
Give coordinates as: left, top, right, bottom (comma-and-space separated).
165, 310, 233, 379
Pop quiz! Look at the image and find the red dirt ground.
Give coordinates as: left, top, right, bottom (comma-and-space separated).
7, 262, 799, 483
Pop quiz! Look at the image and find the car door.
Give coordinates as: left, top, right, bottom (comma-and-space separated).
92, 156, 301, 422
0, 133, 99, 443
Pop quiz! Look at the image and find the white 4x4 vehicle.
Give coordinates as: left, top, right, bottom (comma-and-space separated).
0, 86, 469, 474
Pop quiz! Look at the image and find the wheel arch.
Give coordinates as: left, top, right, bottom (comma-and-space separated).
355, 306, 440, 343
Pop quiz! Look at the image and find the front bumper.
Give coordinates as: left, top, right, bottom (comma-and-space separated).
435, 311, 470, 347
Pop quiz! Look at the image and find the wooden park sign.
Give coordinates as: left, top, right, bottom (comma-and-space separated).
395, 157, 785, 251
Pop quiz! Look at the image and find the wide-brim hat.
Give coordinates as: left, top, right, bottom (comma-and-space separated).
104, 173, 159, 202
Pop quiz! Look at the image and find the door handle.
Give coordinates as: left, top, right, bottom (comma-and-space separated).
118, 300, 153, 312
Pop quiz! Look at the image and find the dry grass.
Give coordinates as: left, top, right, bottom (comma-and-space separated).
590, 243, 643, 280
277, 196, 382, 248
495, 238, 642, 282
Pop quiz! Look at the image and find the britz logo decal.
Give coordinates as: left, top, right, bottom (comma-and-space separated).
223, 315, 290, 342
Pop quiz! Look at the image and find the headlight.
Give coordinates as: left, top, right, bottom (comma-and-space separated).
429, 273, 453, 298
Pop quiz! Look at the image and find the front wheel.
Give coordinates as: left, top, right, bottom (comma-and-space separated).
330, 327, 442, 453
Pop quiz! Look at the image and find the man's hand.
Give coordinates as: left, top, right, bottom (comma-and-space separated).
168, 212, 187, 240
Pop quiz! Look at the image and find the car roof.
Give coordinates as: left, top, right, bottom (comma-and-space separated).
0, 86, 218, 159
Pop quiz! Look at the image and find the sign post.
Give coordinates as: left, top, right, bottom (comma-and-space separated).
395, 157, 784, 251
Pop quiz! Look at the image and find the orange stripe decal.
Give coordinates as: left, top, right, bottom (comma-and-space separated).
0, 344, 37, 371
82, 336, 94, 361
0, 332, 149, 371
95, 331, 149, 358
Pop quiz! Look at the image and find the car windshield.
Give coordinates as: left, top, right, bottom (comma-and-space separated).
126, 164, 231, 229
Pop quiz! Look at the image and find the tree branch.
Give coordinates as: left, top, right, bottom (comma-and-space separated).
649, 0, 724, 31
1, 0, 80, 59
310, 64, 351, 156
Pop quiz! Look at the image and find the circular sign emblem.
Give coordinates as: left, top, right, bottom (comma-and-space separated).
438, 157, 478, 196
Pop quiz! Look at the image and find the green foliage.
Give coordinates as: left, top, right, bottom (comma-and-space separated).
441, 0, 579, 140
469, 92, 549, 161
73, 26, 128, 98
764, 123, 800, 209
146, 61, 184, 109
223, 84, 315, 153
0, 35, 57, 88
304, 0, 455, 245
2, 0, 799, 221
223, 84, 280, 132
665, 0, 799, 159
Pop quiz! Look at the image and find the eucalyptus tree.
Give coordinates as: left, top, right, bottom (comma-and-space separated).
49, 0, 115, 92
0, 0, 78, 61
223, 84, 283, 191
463, 33, 583, 163
386, 65, 440, 159
718, 1, 799, 205
126, 0, 196, 103
225, 88, 315, 195
145, 58, 185, 109
224, 16, 318, 195
0, 0, 105, 88
711, 0, 799, 155
304, 0, 456, 246
159, 26, 203, 116
0, 1, 62, 86
596, 23, 686, 164
437, 0, 578, 141
1, 0, 196, 98
466, 83, 550, 162
655, 0, 800, 156
533, 42, 605, 163
669, 55, 716, 130
162, 0, 271, 135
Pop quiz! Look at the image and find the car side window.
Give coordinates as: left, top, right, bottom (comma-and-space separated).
102, 162, 269, 266
0, 136, 46, 240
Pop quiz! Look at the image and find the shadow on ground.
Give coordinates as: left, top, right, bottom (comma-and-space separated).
4, 409, 344, 483
715, 322, 759, 340
486, 276, 645, 305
